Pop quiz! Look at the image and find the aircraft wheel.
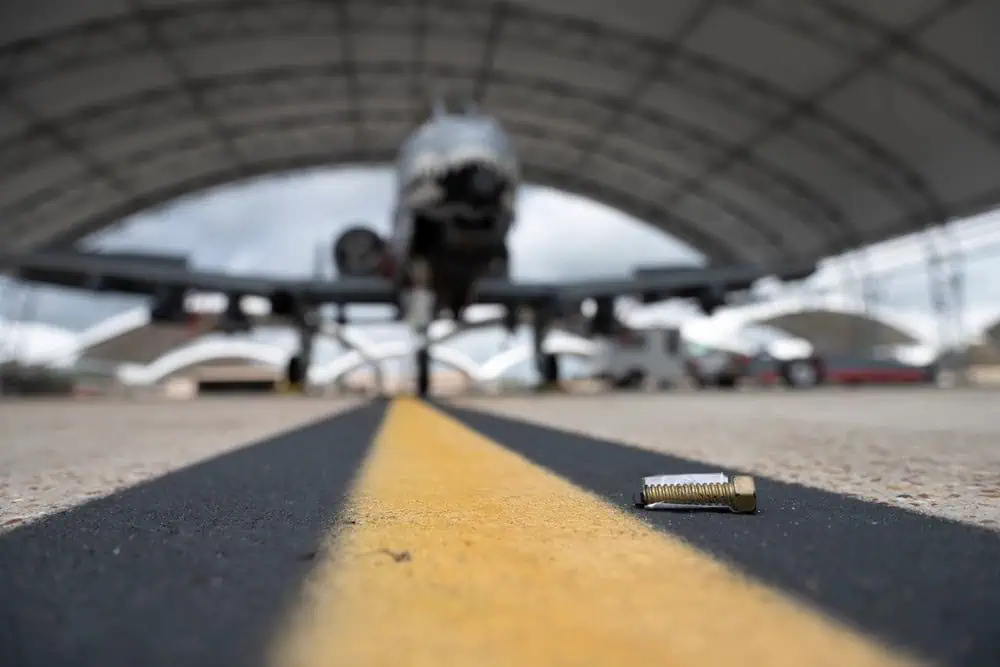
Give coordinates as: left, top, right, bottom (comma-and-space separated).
415, 347, 431, 398
539, 353, 560, 390
716, 374, 738, 390
286, 354, 306, 391
613, 368, 645, 391
781, 358, 822, 389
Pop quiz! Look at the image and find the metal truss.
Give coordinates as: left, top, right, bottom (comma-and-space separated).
660, 0, 965, 233
5, 58, 849, 241
1, 85, 812, 260
1, 0, 996, 257
920, 222, 970, 379
4, 0, 992, 144
571, 0, 725, 170
124, 0, 248, 173
721, 0, 1000, 145
1, 63, 859, 260
305, 316, 595, 391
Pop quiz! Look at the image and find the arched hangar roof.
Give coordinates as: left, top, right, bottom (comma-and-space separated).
2, 1, 999, 264
713, 292, 936, 348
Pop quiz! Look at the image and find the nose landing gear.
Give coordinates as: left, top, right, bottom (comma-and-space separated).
532, 307, 562, 393
284, 354, 307, 393
407, 259, 436, 399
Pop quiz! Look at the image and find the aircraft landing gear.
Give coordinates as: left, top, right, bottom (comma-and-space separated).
532, 308, 562, 392
407, 259, 436, 399
415, 346, 431, 398
537, 353, 561, 392
285, 353, 306, 393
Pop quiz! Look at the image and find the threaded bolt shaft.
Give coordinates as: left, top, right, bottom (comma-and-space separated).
635, 475, 756, 513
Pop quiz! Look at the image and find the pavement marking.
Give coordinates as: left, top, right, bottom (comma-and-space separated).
446, 403, 1000, 666
272, 398, 920, 667
0, 402, 389, 667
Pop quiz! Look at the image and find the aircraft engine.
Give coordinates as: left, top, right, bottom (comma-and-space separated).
149, 287, 188, 323
695, 285, 727, 315
333, 226, 388, 278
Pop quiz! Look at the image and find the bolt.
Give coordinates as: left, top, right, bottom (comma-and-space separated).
633, 474, 756, 513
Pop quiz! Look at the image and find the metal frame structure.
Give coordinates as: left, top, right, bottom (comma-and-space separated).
2, 0, 1000, 360
124, 316, 597, 389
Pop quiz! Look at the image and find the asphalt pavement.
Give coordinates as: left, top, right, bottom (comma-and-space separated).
0, 397, 997, 667
0, 402, 385, 667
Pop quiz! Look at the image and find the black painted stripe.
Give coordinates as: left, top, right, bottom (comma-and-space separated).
443, 403, 1000, 667
0, 402, 388, 667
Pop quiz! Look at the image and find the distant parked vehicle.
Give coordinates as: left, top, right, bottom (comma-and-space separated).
591, 326, 687, 390
750, 344, 939, 387
746, 354, 825, 389
683, 341, 752, 389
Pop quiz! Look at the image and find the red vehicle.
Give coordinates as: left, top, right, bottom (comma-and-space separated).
750, 343, 939, 388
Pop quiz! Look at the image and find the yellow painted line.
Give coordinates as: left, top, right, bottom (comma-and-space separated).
271, 398, 921, 667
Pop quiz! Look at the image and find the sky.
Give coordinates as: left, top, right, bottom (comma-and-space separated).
2, 165, 1000, 377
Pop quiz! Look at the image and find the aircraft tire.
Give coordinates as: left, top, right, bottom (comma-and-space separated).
613, 369, 645, 391
539, 353, 560, 389
781, 358, 822, 389
286, 354, 306, 391
416, 347, 431, 398
716, 374, 738, 390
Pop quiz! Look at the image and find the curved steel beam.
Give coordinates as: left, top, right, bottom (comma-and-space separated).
476, 336, 598, 383
4, 147, 755, 265
4, 0, 993, 147
500, 1, 949, 221
661, 0, 962, 227
11, 147, 751, 262
0, 0, 949, 220
573, 0, 723, 170
2, 106, 801, 260
722, 0, 1000, 145
309, 340, 482, 386
316, 322, 388, 390
133, 339, 288, 385
722, 291, 938, 344
4, 62, 842, 231
1, 63, 857, 253
124, 0, 247, 171
311, 325, 599, 387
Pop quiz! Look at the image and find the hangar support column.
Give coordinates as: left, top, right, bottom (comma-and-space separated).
859, 267, 882, 351
0, 281, 41, 396
829, 248, 882, 353
924, 223, 968, 385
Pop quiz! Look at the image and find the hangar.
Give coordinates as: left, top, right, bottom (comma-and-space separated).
2, 0, 999, 361
721, 293, 933, 351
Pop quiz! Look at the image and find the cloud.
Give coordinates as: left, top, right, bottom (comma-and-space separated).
4, 167, 1000, 369
509, 186, 700, 279
3, 167, 696, 332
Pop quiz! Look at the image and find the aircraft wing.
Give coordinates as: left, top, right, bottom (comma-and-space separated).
1, 250, 815, 312
474, 261, 816, 306
0, 251, 398, 305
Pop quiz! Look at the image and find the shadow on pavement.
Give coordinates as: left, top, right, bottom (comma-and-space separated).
0, 401, 386, 667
